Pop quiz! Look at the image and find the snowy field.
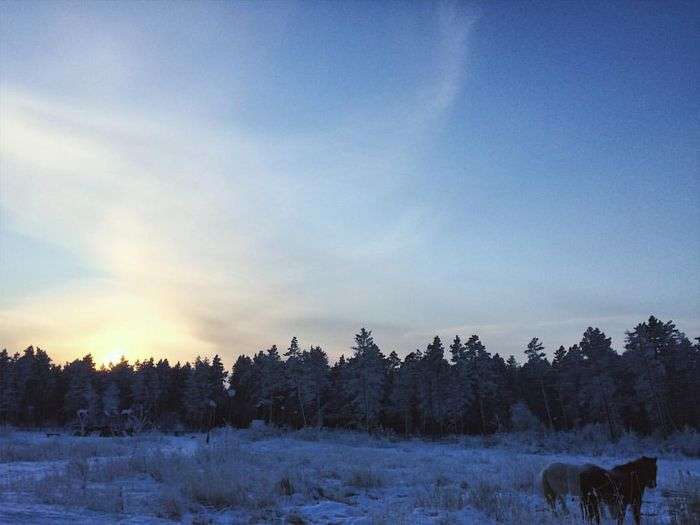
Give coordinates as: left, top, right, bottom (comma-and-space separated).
1, 427, 698, 524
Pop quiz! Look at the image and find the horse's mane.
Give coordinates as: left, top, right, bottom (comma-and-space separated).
610, 456, 655, 476
611, 457, 646, 473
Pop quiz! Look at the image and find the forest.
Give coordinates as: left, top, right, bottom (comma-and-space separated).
1, 315, 698, 439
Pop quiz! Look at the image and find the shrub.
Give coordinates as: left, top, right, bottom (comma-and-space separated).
31, 470, 126, 514
665, 428, 700, 458
156, 491, 186, 521
510, 402, 542, 432
664, 473, 700, 525
414, 482, 466, 511
346, 467, 384, 489
0, 433, 163, 463
279, 476, 294, 496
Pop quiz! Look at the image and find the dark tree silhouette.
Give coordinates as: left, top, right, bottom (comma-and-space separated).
1, 316, 697, 439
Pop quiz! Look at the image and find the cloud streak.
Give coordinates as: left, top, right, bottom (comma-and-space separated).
0, 4, 477, 366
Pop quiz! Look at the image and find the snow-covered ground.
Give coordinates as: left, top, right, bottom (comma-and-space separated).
1, 428, 698, 524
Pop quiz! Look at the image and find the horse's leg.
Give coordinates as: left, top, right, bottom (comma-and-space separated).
559, 494, 568, 514
632, 501, 641, 525
582, 493, 600, 524
580, 498, 590, 523
547, 493, 557, 512
542, 476, 557, 513
616, 502, 627, 525
591, 500, 601, 525
579, 494, 589, 522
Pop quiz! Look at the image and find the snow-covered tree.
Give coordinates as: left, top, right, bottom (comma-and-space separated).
0, 349, 19, 424
301, 345, 330, 426
102, 382, 120, 414
578, 327, 620, 440
345, 328, 386, 431
285, 337, 307, 426
1, 316, 696, 436
464, 335, 497, 435
63, 355, 98, 422
418, 336, 451, 434
521, 338, 554, 429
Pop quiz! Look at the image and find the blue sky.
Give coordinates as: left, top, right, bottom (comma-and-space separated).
1, 1, 698, 366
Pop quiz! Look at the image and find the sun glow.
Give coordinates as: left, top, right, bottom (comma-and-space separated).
85, 323, 172, 367
0, 275, 216, 367
88, 328, 140, 366
101, 347, 128, 367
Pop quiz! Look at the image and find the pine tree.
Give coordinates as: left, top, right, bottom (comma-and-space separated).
623, 316, 688, 434
505, 354, 520, 402
184, 357, 210, 428
30, 348, 56, 425
522, 338, 554, 429
302, 346, 330, 426
447, 336, 471, 433
390, 351, 420, 435
251, 346, 285, 424
417, 336, 451, 435
228, 355, 256, 427
449, 335, 466, 363
578, 327, 620, 440
464, 335, 497, 435
132, 358, 163, 424
551, 345, 584, 430
166, 362, 189, 426
63, 355, 98, 423
0, 350, 19, 425
285, 337, 307, 426
345, 329, 386, 431
102, 382, 120, 414
109, 357, 134, 411
326, 355, 353, 428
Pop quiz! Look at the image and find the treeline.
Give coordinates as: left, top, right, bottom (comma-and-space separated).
1, 316, 698, 438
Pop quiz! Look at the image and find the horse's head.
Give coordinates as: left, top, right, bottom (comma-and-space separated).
639, 456, 658, 489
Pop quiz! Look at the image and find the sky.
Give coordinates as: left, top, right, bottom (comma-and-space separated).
1, 1, 698, 368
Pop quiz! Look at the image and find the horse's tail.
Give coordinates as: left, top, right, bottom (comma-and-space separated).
541, 467, 556, 509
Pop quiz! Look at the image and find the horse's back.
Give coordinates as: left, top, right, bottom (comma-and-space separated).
579, 464, 609, 495
542, 462, 593, 497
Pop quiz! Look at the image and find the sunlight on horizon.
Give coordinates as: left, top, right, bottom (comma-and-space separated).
85, 330, 150, 367
100, 347, 128, 368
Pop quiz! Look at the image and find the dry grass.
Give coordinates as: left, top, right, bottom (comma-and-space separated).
0, 432, 165, 463
29, 469, 127, 514
462, 426, 700, 458
663, 471, 700, 525
2, 427, 697, 524
345, 466, 385, 489
414, 481, 466, 511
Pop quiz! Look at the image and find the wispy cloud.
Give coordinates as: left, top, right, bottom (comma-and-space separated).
2, 3, 695, 365
0, 4, 476, 365
431, 2, 477, 114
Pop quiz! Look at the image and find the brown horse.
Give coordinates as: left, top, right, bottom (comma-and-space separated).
580, 456, 658, 525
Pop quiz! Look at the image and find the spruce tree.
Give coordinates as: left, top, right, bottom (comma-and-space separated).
522, 338, 554, 429
578, 327, 620, 440
345, 328, 386, 431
